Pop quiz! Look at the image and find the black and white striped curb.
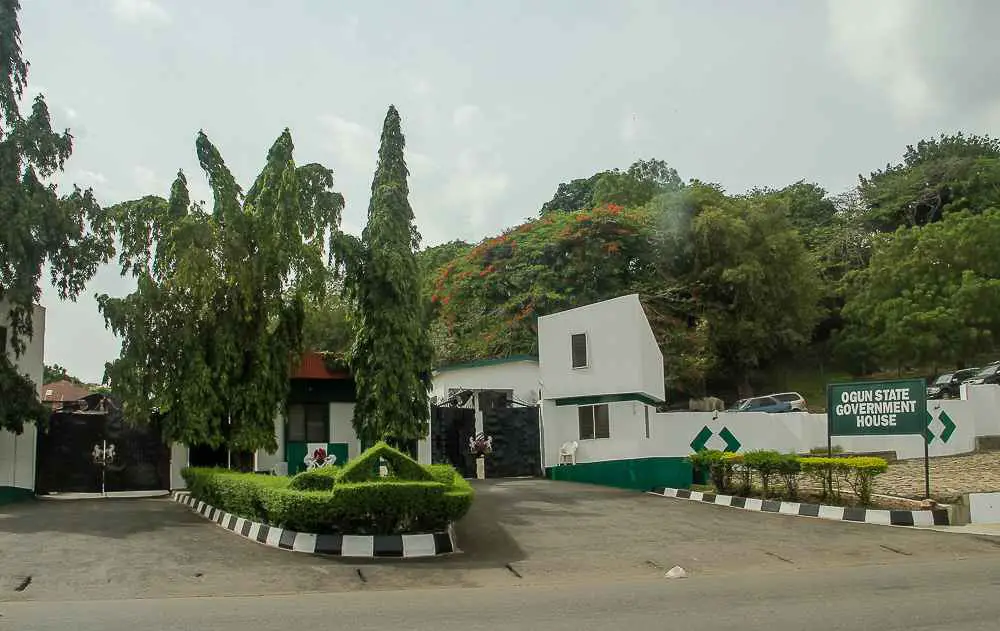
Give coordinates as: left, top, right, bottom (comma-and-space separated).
648, 487, 950, 527
171, 491, 458, 558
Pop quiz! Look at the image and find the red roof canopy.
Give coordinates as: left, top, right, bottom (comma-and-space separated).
292, 351, 351, 380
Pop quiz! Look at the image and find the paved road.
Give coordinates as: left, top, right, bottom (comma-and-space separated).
3, 556, 998, 630
3, 479, 1000, 601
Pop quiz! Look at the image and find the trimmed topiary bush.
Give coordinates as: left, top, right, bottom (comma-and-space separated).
181, 444, 474, 535
336, 441, 433, 483
288, 466, 341, 491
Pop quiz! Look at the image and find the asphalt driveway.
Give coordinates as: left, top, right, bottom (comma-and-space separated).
3, 479, 999, 601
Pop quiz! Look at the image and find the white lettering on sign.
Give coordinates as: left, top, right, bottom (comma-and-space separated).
835, 387, 914, 429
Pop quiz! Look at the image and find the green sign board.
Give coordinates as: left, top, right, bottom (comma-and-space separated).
827, 378, 927, 436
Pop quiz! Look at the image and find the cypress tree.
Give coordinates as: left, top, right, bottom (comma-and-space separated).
349, 106, 433, 448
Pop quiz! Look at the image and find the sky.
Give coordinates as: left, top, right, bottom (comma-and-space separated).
19, 0, 1000, 383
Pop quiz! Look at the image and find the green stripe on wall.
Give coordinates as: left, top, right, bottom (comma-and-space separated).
0, 486, 33, 505
434, 354, 538, 374
546, 457, 692, 491
553, 392, 663, 407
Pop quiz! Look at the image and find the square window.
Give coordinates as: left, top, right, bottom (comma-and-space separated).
578, 404, 609, 440
571, 333, 588, 369
287, 404, 328, 442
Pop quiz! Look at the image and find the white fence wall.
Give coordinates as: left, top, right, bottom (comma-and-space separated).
543, 385, 1000, 468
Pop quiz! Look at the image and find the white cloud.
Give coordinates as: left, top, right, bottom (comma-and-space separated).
75, 170, 108, 186
452, 104, 481, 130
132, 165, 160, 191
621, 111, 640, 142
111, 0, 171, 25
318, 114, 377, 172
826, 0, 934, 122
63, 107, 78, 121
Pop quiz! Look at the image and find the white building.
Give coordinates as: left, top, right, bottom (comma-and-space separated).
537, 294, 687, 489
0, 301, 45, 503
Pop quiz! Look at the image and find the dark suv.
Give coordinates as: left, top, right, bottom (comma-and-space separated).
927, 368, 980, 399
963, 362, 1000, 387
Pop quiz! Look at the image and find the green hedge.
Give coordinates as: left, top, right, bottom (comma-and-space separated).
288, 466, 341, 491
181, 443, 473, 535
686, 450, 888, 505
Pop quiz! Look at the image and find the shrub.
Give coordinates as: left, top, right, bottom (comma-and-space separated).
776, 453, 801, 500
181, 467, 290, 521
722, 452, 751, 496
336, 441, 433, 483
687, 450, 729, 492
742, 450, 784, 498
288, 465, 341, 491
799, 457, 842, 501
842, 457, 889, 505
181, 450, 474, 535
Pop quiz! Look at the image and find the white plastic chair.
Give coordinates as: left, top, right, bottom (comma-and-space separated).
270, 461, 288, 476
559, 441, 578, 466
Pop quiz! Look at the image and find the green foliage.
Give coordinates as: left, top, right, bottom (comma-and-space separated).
540, 159, 682, 214
798, 456, 887, 504
181, 455, 473, 535
859, 133, 1000, 231
741, 450, 784, 498
181, 467, 291, 521
841, 209, 1000, 369
336, 441, 433, 483
288, 466, 341, 491
43, 364, 83, 385
301, 286, 353, 356
0, 1, 111, 432
432, 204, 657, 363
345, 106, 433, 446
99, 130, 344, 451
685, 193, 822, 390
686, 449, 729, 491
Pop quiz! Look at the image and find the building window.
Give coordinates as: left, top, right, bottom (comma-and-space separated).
571, 333, 588, 369
644, 405, 650, 439
287, 403, 329, 442
578, 404, 610, 440
0, 326, 6, 355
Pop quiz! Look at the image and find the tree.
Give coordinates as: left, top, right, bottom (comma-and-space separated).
346, 106, 433, 447
43, 364, 83, 385
859, 133, 1000, 231
840, 209, 1000, 370
0, 0, 111, 433
433, 203, 657, 363
301, 282, 353, 357
416, 239, 471, 304
672, 192, 822, 394
540, 159, 683, 214
98, 130, 344, 450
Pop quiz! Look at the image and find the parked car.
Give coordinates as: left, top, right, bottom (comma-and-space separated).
731, 396, 792, 413
927, 368, 980, 399
963, 362, 1000, 386
768, 392, 807, 412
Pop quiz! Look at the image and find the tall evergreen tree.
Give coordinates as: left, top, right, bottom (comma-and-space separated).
1, 0, 111, 433
347, 106, 432, 447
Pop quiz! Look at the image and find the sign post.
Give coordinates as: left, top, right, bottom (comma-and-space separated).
827, 378, 929, 497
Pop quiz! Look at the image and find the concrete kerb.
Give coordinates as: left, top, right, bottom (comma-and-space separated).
171, 491, 459, 559
648, 487, 951, 528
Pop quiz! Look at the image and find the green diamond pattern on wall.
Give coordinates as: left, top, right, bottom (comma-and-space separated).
690, 426, 713, 452
690, 426, 741, 453
924, 409, 957, 445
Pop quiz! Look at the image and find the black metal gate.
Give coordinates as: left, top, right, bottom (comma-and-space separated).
483, 407, 542, 478
35, 395, 170, 494
430, 406, 476, 477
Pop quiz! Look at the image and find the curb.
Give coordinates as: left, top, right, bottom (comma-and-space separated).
648, 487, 950, 527
171, 491, 458, 558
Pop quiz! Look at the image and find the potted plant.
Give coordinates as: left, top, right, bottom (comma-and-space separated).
469, 433, 493, 479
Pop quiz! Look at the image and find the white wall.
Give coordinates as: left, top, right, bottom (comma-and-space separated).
542, 385, 1000, 468
329, 402, 359, 460
431, 360, 541, 405
538, 294, 663, 401
0, 303, 45, 492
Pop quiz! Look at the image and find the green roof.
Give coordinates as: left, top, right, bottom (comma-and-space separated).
433, 354, 539, 374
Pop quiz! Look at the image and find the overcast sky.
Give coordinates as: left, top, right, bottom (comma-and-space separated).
21, 0, 1000, 383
